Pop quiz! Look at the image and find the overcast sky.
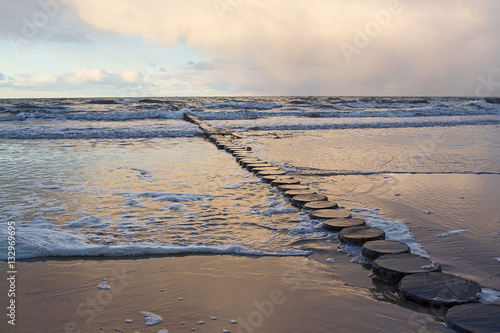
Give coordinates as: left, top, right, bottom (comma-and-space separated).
1, 0, 499, 98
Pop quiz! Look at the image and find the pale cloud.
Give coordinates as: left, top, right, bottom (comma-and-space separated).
67, 0, 500, 96
13, 74, 58, 87
2, 68, 144, 93
66, 68, 104, 84
120, 70, 141, 83
64, 68, 142, 86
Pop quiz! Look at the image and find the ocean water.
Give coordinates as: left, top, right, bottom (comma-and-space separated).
0, 97, 499, 266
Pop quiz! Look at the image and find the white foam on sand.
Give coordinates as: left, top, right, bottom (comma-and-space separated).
338, 243, 372, 265
436, 229, 471, 237
479, 288, 500, 303
288, 212, 327, 236
140, 311, 163, 326
335, 209, 428, 264
261, 206, 298, 217
351, 208, 428, 257
116, 192, 215, 202
263, 200, 284, 207
240, 200, 299, 217
97, 281, 110, 290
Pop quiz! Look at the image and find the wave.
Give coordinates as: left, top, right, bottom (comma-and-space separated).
85, 98, 181, 106
187, 109, 497, 121
85, 99, 120, 105
485, 97, 500, 104
1, 97, 498, 122
0, 107, 189, 122
1, 115, 497, 139
202, 100, 284, 110
0, 126, 201, 139
210, 115, 500, 131
0, 221, 311, 260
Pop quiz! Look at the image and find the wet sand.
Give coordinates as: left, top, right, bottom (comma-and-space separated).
290, 173, 500, 291
1, 255, 449, 333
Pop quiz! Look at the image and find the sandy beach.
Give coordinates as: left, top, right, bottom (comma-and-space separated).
1, 254, 452, 333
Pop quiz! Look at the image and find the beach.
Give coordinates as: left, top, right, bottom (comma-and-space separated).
1, 97, 499, 332
1, 255, 452, 333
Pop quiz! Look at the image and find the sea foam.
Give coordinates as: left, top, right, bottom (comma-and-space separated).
0, 220, 311, 260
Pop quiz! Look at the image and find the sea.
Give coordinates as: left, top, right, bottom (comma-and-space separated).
0, 97, 499, 288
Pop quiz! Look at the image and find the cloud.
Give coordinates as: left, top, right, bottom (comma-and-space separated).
0, 0, 90, 51
66, 68, 104, 84
62, 68, 143, 87
63, 68, 142, 85
4, 68, 143, 92
121, 70, 142, 83
0, 73, 5, 81
2, 1, 499, 96
13, 74, 58, 87
193, 61, 215, 71
66, 0, 500, 95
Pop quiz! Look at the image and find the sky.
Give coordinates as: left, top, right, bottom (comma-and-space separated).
1, 0, 499, 98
